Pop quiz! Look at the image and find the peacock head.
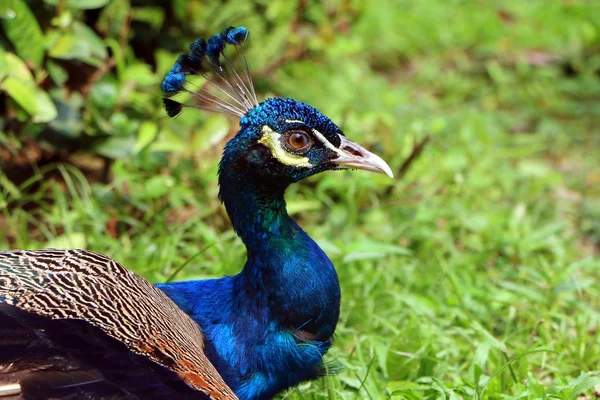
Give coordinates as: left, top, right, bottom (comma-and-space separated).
162, 26, 393, 188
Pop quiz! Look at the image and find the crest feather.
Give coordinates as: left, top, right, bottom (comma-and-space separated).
161, 26, 258, 118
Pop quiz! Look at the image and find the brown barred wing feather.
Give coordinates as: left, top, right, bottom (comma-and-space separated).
0, 249, 237, 400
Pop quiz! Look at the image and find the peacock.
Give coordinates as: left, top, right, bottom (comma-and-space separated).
0, 26, 393, 400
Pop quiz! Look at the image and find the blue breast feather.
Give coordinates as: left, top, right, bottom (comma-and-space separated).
157, 223, 340, 399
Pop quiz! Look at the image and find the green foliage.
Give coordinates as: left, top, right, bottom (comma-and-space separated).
1, 0, 600, 399
1, 0, 45, 68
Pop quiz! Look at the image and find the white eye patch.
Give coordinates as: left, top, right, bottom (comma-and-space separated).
284, 120, 345, 157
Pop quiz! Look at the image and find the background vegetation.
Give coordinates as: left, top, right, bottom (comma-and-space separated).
1, 0, 600, 398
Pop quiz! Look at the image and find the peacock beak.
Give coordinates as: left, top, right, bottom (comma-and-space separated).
332, 136, 394, 178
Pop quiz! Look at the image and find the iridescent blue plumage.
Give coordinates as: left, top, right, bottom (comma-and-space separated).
157, 27, 348, 398
189, 38, 207, 64
161, 55, 188, 94
157, 96, 344, 399
206, 34, 226, 66
155, 26, 393, 399
223, 26, 248, 45
0, 25, 392, 400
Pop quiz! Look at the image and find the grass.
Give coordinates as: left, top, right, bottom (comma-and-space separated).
2, 1, 600, 399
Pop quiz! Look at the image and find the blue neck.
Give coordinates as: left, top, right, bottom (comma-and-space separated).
219, 168, 340, 338
157, 155, 342, 399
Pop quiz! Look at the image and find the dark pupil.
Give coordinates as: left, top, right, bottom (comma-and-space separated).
290, 133, 307, 148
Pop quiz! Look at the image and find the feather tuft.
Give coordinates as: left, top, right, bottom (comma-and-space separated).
163, 98, 183, 117
161, 26, 258, 118
161, 55, 189, 94
188, 38, 207, 66
206, 34, 226, 67
223, 26, 248, 45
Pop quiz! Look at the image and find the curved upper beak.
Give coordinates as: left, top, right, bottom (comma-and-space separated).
332, 136, 394, 178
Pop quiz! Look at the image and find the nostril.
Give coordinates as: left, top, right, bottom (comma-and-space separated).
341, 144, 364, 157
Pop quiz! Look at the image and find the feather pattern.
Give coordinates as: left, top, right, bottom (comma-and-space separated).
0, 249, 237, 400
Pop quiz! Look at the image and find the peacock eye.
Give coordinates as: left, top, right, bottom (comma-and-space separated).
284, 131, 312, 153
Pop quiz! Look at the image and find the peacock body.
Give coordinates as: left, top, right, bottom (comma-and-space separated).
0, 26, 392, 400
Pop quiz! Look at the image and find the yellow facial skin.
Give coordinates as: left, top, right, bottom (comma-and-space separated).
257, 120, 394, 180
257, 126, 313, 168
257, 120, 345, 168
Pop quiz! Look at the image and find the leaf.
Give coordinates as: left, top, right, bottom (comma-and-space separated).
471, 322, 507, 353
94, 135, 135, 159
1, 52, 34, 81
122, 63, 158, 87
0, 170, 22, 201
568, 374, 600, 400
473, 342, 491, 370
46, 61, 68, 85
132, 7, 164, 31
342, 241, 412, 263
0, 0, 45, 67
48, 88, 84, 138
2, 77, 37, 115
48, 22, 107, 62
286, 200, 322, 215
30, 88, 58, 123
497, 281, 546, 303
388, 380, 422, 397
0, 53, 58, 122
400, 294, 436, 318
43, 0, 110, 9
314, 239, 342, 257
477, 349, 558, 398
390, 389, 422, 399
107, 112, 139, 137
2, 77, 58, 122
134, 121, 158, 154
48, 33, 84, 59
90, 76, 119, 109
70, 0, 111, 9
191, 115, 229, 151
136, 175, 175, 200
97, 0, 130, 38
46, 232, 87, 249
149, 127, 187, 153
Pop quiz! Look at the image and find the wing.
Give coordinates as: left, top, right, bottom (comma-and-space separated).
0, 249, 237, 400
